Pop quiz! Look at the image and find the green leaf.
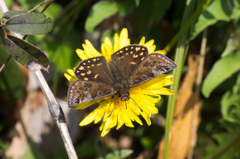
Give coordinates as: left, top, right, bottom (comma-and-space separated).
98, 150, 133, 159
2, 10, 25, 19
221, 37, 240, 57
0, 28, 23, 101
85, 1, 118, 33
4, 35, 49, 71
204, 122, 240, 159
221, 74, 240, 123
202, 52, 240, 97
191, 0, 232, 39
5, 12, 52, 35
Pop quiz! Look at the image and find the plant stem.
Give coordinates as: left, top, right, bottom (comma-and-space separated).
163, 0, 212, 157
27, 0, 53, 13
164, 0, 211, 53
23, 0, 54, 40
0, 55, 11, 73
163, 0, 195, 158
0, 0, 78, 158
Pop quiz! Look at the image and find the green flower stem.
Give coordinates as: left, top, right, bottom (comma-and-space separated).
163, 0, 211, 158
164, 0, 211, 52
163, 0, 197, 158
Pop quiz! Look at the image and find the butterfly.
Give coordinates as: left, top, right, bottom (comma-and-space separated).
68, 44, 177, 107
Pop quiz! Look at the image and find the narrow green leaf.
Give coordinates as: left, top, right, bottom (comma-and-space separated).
2, 10, 25, 19
202, 52, 240, 97
191, 0, 232, 39
5, 12, 52, 35
221, 37, 239, 57
4, 35, 49, 71
85, 1, 118, 33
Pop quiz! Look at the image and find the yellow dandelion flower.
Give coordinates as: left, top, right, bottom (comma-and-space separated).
64, 28, 176, 137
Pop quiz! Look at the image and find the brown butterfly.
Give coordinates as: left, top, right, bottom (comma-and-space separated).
68, 44, 177, 107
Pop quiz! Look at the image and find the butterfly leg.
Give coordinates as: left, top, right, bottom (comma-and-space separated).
129, 96, 143, 112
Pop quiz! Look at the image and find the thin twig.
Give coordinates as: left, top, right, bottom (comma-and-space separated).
0, 55, 11, 74
0, 0, 78, 158
23, 0, 54, 40
41, 0, 54, 13
27, 0, 52, 13
196, 29, 208, 90
187, 29, 207, 159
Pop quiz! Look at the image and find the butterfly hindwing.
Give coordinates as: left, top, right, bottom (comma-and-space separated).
75, 56, 113, 84
68, 45, 177, 106
129, 53, 177, 87
110, 45, 148, 79
68, 80, 116, 106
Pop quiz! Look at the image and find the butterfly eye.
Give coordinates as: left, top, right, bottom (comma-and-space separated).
114, 83, 120, 87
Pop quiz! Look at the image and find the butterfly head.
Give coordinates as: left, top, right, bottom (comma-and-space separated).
119, 89, 130, 101
113, 79, 130, 101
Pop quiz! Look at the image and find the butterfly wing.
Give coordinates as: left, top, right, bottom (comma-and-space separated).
68, 56, 116, 106
68, 80, 116, 106
129, 53, 177, 87
75, 56, 114, 84
110, 45, 148, 79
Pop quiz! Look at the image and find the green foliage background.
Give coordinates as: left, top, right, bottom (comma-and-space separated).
1, 0, 240, 158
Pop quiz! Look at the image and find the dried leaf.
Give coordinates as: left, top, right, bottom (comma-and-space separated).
158, 55, 202, 159
4, 35, 49, 71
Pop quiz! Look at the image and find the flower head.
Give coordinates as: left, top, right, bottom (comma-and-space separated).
64, 28, 174, 136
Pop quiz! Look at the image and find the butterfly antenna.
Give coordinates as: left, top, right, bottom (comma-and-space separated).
108, 98, 120, 117
129, 96, 143, 112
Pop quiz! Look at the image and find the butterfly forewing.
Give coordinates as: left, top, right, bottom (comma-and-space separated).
68, 80, 116, 106
75, 56, 113, 84
129, 53, 177, 87
111, 45, 148, 79
68, 44, 177, 106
